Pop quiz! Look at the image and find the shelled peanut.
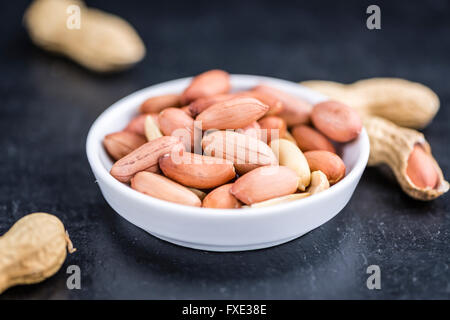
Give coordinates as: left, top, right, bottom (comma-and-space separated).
103, 69, 363, 208
301, 78, 448, 200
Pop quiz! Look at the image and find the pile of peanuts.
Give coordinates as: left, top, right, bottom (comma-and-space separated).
103, 70, 362, 208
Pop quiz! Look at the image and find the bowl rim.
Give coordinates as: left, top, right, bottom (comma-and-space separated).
86, 74, 370, 218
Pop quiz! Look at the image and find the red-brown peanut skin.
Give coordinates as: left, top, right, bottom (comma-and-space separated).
180, 106, 192, 116
158, 108, 195, 151
291, 125, 336, 153
188, 93, 235, 117
124, 114, 147, 136
131, 172, 201, 207
103, 131, 147, 161
304, 151, 346, 185
139, 94, 181, 114
158, 108, 194, 135
202, 184, 242, 209
238, 121, 261, 140
311, 101, 362, 143
237, 90, 283, 115
196, 97, 269, 130
202, 130, 278, 175
230, 166, 299, 205
110, 136, 184, 183
406, 145, 439, 189
181, 70, 231, 104
258, 116, 287, 144
159, 152, 236, 189
252, 85, 312, 126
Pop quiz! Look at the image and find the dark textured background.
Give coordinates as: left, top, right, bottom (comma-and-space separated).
0, 0, 449, 299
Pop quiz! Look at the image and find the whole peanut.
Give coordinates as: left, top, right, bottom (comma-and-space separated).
0, 213, 75, 294
24, 0, 146, 72
301, 78, 440, 129
364, 116, 448, 200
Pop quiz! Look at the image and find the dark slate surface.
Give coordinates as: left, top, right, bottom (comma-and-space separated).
0, 0, 449, 299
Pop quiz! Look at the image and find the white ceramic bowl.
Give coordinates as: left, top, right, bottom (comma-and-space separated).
86, 75, 369, 252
